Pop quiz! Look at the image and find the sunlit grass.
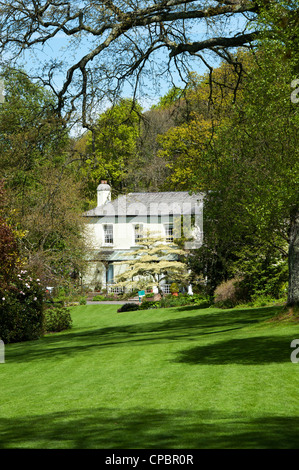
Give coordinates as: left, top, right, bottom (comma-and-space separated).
1, 304, 299, 448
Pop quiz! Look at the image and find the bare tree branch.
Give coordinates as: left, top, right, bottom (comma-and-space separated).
0, 1, 266, 126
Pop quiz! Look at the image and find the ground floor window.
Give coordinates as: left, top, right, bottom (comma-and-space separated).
134, 223, 143, 244
164, 223, 174, 243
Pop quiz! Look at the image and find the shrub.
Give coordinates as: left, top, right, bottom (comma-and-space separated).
79, 296, 87, 305
138, 300, 160, 310
92, 294, 106, 301
170, 282, 179, 294
43, 306, 72, 332
214, 278, 244, 308
117, 303, 139, 313
144, 293, 155, 299
0, 270, 44, 343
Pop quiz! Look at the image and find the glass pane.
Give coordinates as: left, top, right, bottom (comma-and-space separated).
103, 224, 113, 244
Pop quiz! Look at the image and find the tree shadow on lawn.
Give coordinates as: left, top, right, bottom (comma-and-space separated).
174, 335, 295, 365
1, 406, 299, 449
7, 307, 280, 364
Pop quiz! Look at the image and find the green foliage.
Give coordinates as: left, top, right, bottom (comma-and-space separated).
0, 270, 44, 343
144, 293, 155, 299
148, 5, 299, 305
0, 196, 44, 343
0, 69, 88, 289
236, 255, 288, 301
78, 98, 142, 199
114, 232, 190, 294
138, 300, 160, 310
151, 86, 183, 110
91, 294, 106, 301
117, 294, 212, 312
0, 67, 68, 174
0, 214, 19, 287
158, 293, 211, 309
43, 306, 72, 332
170, 282, 179, 293
117, 303, 139, 313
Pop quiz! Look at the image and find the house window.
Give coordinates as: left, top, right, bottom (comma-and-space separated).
134, 224, 143, 244
164, 224, 174, 243
103, 224, 113, 245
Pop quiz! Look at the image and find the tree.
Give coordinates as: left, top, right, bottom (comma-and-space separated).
114, 232, 190, 295
0, 1, 278, 128
128, 105, 178, 191
77, 98, 142, 201
0, 182, 20, 289
207, 4, 299, 307
0, 182, 44, 344
157, 58, 251, 190
155, 2, 299, 307
0, 68, 68, 175
0, 68, 88, 289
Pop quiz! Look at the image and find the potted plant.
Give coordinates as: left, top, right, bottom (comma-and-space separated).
170, 282, 179, 296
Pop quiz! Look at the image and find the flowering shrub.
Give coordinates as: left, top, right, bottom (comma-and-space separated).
0, 270, 44, 343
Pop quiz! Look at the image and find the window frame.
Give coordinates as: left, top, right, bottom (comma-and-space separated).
133, 223, 143, 245
103, 224, 114, 245
164, 223, 174, 243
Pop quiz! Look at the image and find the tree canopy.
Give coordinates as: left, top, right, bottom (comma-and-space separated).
114, 232, 190, 294
0, 68, 88, 288
154, 2, 299, 306
0, 0, 282, 127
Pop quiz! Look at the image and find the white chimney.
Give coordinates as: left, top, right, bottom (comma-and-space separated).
97, 180, 111, 207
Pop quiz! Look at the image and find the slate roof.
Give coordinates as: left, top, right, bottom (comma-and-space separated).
84, 191, 204, 217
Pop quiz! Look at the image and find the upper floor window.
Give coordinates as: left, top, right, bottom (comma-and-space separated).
103, 224, 113, 245
164, 224, 174, 243
134, 224, 143, 244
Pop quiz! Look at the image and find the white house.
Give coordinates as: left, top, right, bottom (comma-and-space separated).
83, 181, 204, 293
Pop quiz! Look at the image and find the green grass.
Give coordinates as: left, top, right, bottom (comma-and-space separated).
1, 304, 299, 449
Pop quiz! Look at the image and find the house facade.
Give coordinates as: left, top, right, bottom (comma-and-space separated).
83, 181, 204, 293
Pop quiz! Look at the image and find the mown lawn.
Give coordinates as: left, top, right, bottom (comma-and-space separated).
1, 304, 299, 449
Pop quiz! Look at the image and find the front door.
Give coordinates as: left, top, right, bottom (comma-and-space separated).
106, 263, 114, 285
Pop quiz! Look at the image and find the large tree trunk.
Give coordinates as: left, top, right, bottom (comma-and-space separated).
288, 208, 299, 307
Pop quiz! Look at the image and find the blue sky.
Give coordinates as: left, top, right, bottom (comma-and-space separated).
9, 9, 249, 128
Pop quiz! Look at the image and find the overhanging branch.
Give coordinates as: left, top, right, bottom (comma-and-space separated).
169, 31, 259, 57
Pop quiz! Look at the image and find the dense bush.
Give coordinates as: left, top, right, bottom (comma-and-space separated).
117, 303, 139, 312
213, 278, 245, 308
139, 300, 160, 310
0, 270, 44, 343
92, 294, 106, 301
43, 306, 72, 332
238, 260, 288, 301
159, 293, 211, 309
